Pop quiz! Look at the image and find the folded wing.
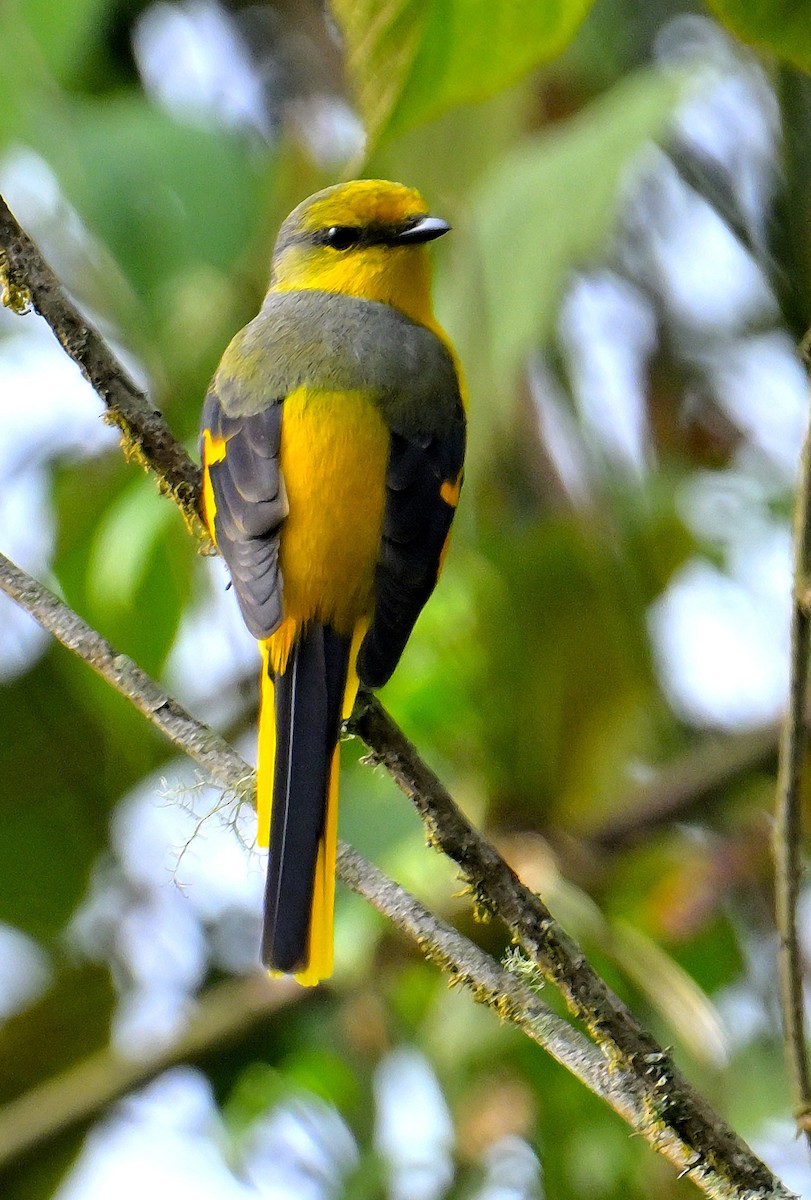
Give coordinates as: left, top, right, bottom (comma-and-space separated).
201, 389, 287, 640
357, 420, 465, 689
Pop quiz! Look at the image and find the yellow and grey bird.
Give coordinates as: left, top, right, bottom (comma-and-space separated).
200, 180, 465, 985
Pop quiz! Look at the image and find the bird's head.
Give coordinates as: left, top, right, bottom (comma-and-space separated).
269, 180, 450, 326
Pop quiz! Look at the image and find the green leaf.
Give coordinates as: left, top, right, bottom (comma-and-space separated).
29, 95, 265, 311
87, 477, 178, 614
463, 68, 684, 387
52, 461, 194, 677
331, 0, 596, 148
0, 651, 112, 940
0, 4, 53, 145
0, 961, 114, 1106
706, 0, 811, 75
18, 0, 111, 86
86, 478, 194, 675
0, 961, 115, 1200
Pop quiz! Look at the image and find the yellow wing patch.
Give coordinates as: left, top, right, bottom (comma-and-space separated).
440, 471, 463, 508
201, 429, 227, 536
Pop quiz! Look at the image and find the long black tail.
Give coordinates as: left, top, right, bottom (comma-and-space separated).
261, 623, 350, 978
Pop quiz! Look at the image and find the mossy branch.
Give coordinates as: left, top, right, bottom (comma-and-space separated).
0, 549, 794, 1198
0, 194, 204, 536
0, 194, 796, 1199
774, 332, 811, 1145
0, 550, 661, 1180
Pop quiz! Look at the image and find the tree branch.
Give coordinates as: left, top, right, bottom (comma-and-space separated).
348, 695, 787, 1197
0, 553, 796, 1197
591, 723, 781, 851
0, 196, 796, 1198
0, 973, 300, 1168
775, 348, 811, 1145
0, 551, 702, 1190
0, 195, 203, 535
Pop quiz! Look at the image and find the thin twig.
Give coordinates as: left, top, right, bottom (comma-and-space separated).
591, 724, 781, 851
0, 858, 630, 1176
775, 357, 811, 1144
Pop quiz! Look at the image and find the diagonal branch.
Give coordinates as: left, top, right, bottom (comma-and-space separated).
0, 973, 301, 1169
0, 550, 685, 1186
0, 549, 796, 1195
0, 196, 797, 1198
348, 696, 785, 1196
0, 195, 203, 534
591, 723, 781, 850
775, 347, 811, 1145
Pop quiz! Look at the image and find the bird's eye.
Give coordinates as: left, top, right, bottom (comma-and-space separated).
323, 226, 361, 251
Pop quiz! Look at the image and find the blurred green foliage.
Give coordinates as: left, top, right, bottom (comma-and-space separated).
706, 0, 811, 75
0, 0, 809, 1197
331, 0, 595, 148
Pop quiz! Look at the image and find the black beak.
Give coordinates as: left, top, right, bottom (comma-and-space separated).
395, 215, 451, 244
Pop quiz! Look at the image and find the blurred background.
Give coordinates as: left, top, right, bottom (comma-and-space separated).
1, 0, 810, 1196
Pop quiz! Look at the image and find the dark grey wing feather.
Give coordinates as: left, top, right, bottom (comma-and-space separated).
201, 388, 287, 640
357, 417, 466, 689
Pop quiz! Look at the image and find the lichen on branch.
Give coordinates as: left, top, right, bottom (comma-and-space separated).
0, 192, 797, 1200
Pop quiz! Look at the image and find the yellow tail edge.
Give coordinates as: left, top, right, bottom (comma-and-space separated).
255, 619, 365, 986
294, 745, 339, 986
256, 641, 275, 850
343, 618, 366, 720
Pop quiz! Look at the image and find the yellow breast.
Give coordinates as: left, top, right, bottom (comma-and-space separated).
276, 386, 389, 637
